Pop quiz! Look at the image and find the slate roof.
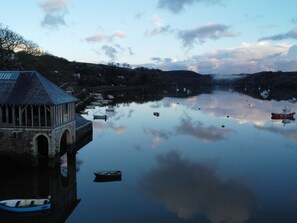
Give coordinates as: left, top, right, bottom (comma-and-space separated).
0, 71, 78, 105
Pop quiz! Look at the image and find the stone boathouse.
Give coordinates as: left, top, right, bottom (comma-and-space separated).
0, 71, 85, 167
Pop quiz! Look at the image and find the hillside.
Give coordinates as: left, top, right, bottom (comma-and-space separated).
15, 52, 214, 97
232, 71, 297, 100
4, 51, 297, 102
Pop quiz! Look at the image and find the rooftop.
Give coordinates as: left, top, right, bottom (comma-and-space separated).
0, 71, 78, 105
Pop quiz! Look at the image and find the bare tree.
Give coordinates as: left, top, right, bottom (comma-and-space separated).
0, 23, 42, 70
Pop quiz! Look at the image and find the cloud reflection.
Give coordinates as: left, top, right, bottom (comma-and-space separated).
176, 116, 233, 141
93, 121, 126, 134
255, 125, 297, 145
140, 151, 258, 222
144, 128, 171, 147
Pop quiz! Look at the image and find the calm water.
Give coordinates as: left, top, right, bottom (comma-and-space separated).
2, 90, 297, 223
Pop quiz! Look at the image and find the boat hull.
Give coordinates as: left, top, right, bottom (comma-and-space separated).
93, 115, 107, 120
94, 171, 122, 182
0, 198, 51, 213
271, 112, 295, 120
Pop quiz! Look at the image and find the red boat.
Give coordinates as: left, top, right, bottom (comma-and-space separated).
271, 107, 295, 120
271, 112, 295, 120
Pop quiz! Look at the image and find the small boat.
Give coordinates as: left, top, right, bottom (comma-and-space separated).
93, 114, 107, 120
0, 197, 51, 213
91, 101, 103, 106
99, 99, 113, 105
79, 110, 88, 115
86, 105, 95, 109
271, 106, 295, 120
94, 170, 122, 182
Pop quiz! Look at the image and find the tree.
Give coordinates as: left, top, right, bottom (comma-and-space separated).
0, 23, 42, 70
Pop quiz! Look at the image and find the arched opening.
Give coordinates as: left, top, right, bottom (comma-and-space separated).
60, 129, 72, 155
37, 135, 49, 168
60, 130, 72, 185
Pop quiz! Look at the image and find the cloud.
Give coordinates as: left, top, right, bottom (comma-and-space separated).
259, 27, 297, 41
147, 42, 297, 74
287, 45, 297, 57
97, 43, 132, 63
101, 45, 118, 61
85, 31, 126, 43
39, 0, 69, 29
178, 23, 236, 47
145, 15, 172, 36
39, 0, 69, 13
151, 57, 172, 63
158, 0, 223, 14
140, 151, 258, 222
134, 11, 145, 20
291, 17, 297, 25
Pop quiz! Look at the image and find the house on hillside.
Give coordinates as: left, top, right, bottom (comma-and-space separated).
0, 71, 79, 167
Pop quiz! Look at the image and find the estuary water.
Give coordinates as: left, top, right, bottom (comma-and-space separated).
1, 89, 297, 223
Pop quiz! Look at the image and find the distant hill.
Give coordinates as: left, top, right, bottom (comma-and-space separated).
14, 52, 213, 94
3, 51, 297, 101
232, 71, 297, 100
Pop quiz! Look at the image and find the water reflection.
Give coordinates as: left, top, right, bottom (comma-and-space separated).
0, 152, 80, 223
51, 89, 297, 222
255, 125, 297, 146
140, 151, 258, 223
71, 90, 297, 222
175, 116, 234, 142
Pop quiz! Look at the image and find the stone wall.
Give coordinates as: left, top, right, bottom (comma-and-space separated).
0, 120, 77, 167
0, 128, 51, 166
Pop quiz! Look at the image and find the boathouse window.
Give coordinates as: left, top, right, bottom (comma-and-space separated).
1, 106, 6, 123
0, 104, 68, 127
46, 106, 51, 126
15, 105, 20, 126
63, 103, 69, 122
1, 105, 13, 124
40, 106, 45, 126
8, 105, 13, 123
21, 105, 26, 126
33, 105, 39, 126
27, 106, 32, 126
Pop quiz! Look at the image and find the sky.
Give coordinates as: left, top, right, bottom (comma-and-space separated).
1, 0, 297, 75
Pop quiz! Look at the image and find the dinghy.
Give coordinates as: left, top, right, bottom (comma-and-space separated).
0, 197, 51, 212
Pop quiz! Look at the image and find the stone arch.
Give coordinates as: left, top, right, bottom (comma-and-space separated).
60, 128, 73, 155
59, 129, 73, 183
33, 133, 50, 167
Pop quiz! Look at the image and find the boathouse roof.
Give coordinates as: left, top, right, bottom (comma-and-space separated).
0, 71, 78, 105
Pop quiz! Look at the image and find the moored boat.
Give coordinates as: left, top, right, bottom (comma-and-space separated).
93, 114, 107, 120
271, 106, 295, 120
94, 170, 122, 182
86, 105, 95, 109
271, 112, 295, 120
79, 110, 88, 115
0, 197, 51, 213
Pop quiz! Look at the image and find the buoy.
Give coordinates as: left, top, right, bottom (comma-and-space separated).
153, 112, 160, 117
